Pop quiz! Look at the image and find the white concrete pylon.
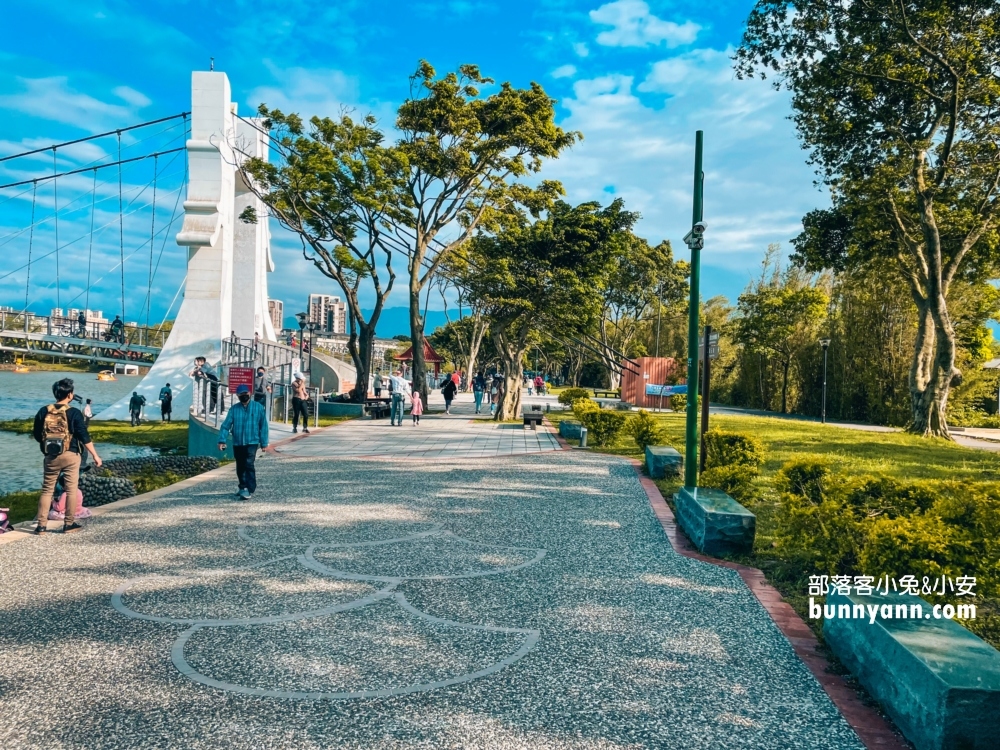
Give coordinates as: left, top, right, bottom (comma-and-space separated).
97, 71, 275, 420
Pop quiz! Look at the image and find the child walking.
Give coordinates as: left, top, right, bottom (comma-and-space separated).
410, 387, 423, 425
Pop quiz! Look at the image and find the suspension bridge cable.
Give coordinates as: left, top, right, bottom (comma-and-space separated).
85, 168, 97, 314
20, 195, 184, 311
0, 160, 184, 253
146, 154, 158, 328
0, 112, 190, 164
0, 146, 185, 190
0, 181, 184, 284
52, 147, 60, 311
118, 131, 125, 322
0, 120, 189, 213
147, 126, 187, 304
23, 181, 37, 314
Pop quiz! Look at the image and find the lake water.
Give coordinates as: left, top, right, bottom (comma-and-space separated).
0, 371, 156, 494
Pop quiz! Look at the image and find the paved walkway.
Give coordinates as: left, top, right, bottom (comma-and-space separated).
0, 394, 864, 749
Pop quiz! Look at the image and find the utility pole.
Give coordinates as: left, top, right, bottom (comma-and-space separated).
683, 131, 705, 489
820, 338, 831, 424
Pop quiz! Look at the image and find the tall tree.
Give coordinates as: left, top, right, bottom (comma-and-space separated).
393, 62, 578, 400
597, 237, 688, 389
237, 111, 403, 402
464, 198, 637, 419
736, 0, 1000, 437
732, 246, 828, 414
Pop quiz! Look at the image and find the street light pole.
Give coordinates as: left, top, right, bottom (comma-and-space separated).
683, 131, 705, 489
295, 312, 307, 376
820, 338, 831, 424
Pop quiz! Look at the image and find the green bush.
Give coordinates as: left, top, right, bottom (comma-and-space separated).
703, 429, 764, 470
843, 476, 937, 519
579, 409, 629, 447
776, 457, 832, 505
700, 464, 759, 504
628, 410, 666, 451
669, 393, 698, 412
775, 493, 864, 574
572, 398, 600, 419
558, 387, 591, 406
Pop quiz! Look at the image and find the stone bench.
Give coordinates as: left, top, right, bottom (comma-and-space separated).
672, 487, 755, 556
559, 420, 583, 439
645, 446, 682, 478
318, 402, 365, 418
824, 589, 1000, 750
522, 405, 544, 427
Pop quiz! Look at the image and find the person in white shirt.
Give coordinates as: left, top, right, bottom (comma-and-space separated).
388, 372, 410, 426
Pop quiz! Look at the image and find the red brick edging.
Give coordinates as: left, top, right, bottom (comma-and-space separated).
628, 459, 907, 750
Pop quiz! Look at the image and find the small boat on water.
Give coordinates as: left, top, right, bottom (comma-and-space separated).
97, 370, 116, 381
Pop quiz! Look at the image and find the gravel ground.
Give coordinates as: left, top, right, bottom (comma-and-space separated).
0, 451, 864, 749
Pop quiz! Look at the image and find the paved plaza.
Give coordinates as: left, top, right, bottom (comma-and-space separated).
0, 395, 864, 749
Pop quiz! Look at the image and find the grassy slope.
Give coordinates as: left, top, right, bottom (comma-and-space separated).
0, 419, 187, 453
548, 409, 1000, 647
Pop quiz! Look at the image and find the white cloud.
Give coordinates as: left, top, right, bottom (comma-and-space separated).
552, 64, 578, 79
590, 0, 700, 48
573, 42, 591, 58
112, 85, 151, 108
247, 64, 361, 119
0, 77, 150, 131
539, 47, 826, 275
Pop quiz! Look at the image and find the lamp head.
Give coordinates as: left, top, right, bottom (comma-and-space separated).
295, 312, 307, 329
820, 338, 831, 349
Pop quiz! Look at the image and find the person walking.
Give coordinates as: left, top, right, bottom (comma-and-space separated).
83, 398, 93, 427
128, 391, 146, 427
441, 376, 457, 415
217, 384, 269, 500
32, 378, 103, 534
472, 371, 486, 414
77, 311, 87, 337
253, 367, 270, 411
389, 371, 409, 426
158, 383, 173, 422
534, 375, 545, 397
410, 387, 423, 425
489, 377, 500, 415
291, 374, 310, 434
373, 369, 382, 398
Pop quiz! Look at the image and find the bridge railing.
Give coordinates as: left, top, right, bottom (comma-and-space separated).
0, 311, 168, 348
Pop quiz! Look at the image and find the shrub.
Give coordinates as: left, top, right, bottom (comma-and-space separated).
700, 464, 759, 504
579, 409, 628, 447
776, 457, 832, 505
572, 397, 600, 420
702, 429, 764, 470
774, 493, 863, 574
858, 514, 961, 583
843, 475, 937, 519
669, 393, 696, 412
558, 387, 591, 406
628, 410, 666, 451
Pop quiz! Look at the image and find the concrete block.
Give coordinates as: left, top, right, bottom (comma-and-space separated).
559, 420, 583, 439
645, 445, 682, 478
824, 590, 1000, 750
188, 414, 233, 459
673, 486, 755, 556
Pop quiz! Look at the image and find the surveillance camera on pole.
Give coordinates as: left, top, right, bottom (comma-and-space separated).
683, 221, 707, 249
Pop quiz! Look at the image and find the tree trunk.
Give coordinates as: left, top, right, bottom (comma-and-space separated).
408, 285, 428, 401
909, 294, 959, 438
780, 358, 790, 414
466, 312, 486, 386
493, 330, 526, 421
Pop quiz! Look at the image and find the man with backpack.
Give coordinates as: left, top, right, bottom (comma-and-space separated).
31, 378, 103, 534
129, 391, 146, 427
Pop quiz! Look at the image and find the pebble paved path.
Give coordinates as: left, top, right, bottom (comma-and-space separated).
0, 394, 863, 749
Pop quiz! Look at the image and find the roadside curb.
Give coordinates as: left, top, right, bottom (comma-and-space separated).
627, 458, 907, 750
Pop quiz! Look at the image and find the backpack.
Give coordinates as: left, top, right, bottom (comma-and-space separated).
43, 404, 71, 458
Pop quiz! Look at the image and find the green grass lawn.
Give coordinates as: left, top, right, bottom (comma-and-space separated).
0, 419, 188, 453
548, 408, 1000, 648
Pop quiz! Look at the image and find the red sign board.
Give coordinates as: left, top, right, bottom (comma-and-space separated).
228, 367, 255, 394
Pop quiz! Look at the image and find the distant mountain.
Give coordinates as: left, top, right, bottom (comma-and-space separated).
284, 307, 451, 338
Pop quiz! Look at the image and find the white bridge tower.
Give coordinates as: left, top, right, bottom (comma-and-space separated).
98, 71, 275, 419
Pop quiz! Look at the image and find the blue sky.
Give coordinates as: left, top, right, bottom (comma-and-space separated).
0, 0, 827, 333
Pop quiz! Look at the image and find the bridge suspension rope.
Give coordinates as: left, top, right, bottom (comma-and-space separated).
118, 130, 125, 324
52, 147, 59, 311
23, 181, 37, 314
85, 168, 97, 315
146, 154, 158, 328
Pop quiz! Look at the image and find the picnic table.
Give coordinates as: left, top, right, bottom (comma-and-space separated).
593, 390, 620, 399
365, 397, 391, 419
